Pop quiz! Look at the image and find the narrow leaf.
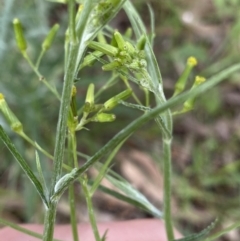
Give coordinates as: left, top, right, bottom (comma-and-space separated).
203, 220, 240, 241
105, 173, 163, 218
173, 219, 218, 241
35, 150, 49, 197
90, 140, 124, 195
96, 182, 162, 218
0, 126, 48, 208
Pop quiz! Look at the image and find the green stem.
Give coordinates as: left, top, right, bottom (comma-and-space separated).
22, 52, 60, 100
43, 36, 79, 241
143, 88, 150, 107
81, 177, 101, 241
121, 75, 142, 105
68, 0, 77, 43
90, 139, 125, 195
35, 49, 46, 69
95, 74, 118, 98
51, 42, 79, 195
163, 138, 174, 240
19, 131, 54, 160
68, 131, 79, 241
68, 184, 79, 241
43, 202, 57, 241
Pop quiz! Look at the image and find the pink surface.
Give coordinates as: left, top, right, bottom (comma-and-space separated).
0, 219, 182, 241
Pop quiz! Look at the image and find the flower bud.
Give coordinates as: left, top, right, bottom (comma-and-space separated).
194, 76, 206, 86
70, 85, 77, 117
182, 99, 194, 112
13, 18, 27, 52
80, 51, 104, 69
137, 50, 146, 59
42, 23, 60, 51
139, 59, 147, 68
124, 27, 133, 39
182, 75, 206, 112
92, 113, 116, 122
103, 89, 132, 111
187, 56, 198, 67
110, 33, 118, 47
83, 83, 95, 113
102, 60, 122, 71
0, 93, 23, 133
88, 41, 118, 57
114, 31, 125, 50
173, 56, 198, 96
85, 83, 94, 105
125, 41, 136, 56
97, 31, 107, 44
136, 35, 146, 50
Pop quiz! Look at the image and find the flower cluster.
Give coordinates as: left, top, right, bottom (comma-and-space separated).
87, 31, 147, 78
74, 84, 132, 131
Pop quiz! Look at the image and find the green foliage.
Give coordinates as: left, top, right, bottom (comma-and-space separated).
1, 1, 240, 241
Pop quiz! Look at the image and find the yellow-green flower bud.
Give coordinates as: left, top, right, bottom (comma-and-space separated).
114, 31, 125, 51
139, 59, 147, 68
80, 51, 104, 69
85, 83, 94, 105
42, 23, 60, 51
173, 56, 198, 96
102, 60, 122, 71
92, 113, 116, 122
138, 50, 146, 59
136, 35, 146, 50
88, 41, 118, 57
103, 89, 132, 111
128, 59, 141, 70
187, 56, 198, 67
194, 76, 206, 85
71, 85, 77, 97
0, 93, 23, 133
83, 83, 95, 113
181, 75, 206, 113
110, 33, 118, 47
183, 99, 194, 112
119, 50, 132, 62
13, 18, 27, 52
70, 85, 77, 117
125, 41, 136, 56
124, 27, 133, 39
97, 31, 107, 44
83, 102, 91, 114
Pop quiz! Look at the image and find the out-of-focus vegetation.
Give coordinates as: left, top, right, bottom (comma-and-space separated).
0, 0, 240, 240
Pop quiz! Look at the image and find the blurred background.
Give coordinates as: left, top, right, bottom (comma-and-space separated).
0, 0, 240, 240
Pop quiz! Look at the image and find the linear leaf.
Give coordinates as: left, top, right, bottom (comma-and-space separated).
104, 173, 162, 218
173, 219, 218, 241
0, 126, 48, 208
203, 220, 240, 241
96, 183, 162, 218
